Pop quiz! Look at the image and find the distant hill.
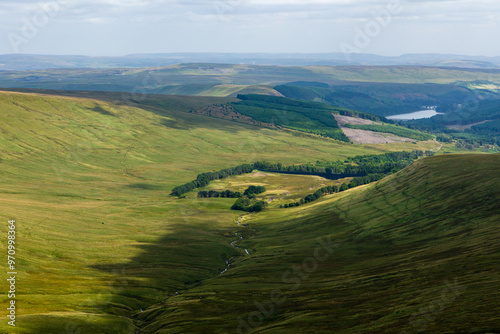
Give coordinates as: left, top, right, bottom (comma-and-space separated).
2, 64, 500, 106
274, 81, 487, 117
1, 53, 500, 70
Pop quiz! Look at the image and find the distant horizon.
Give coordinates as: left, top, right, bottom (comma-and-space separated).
3, 51, 500, 72
1, 52, 500, 59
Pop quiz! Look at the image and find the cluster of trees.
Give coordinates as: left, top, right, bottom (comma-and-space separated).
349, 150, 424, 163
436, 134, 453, 143
193, 185, 268, 212
170, 164, 254, 196
435, 131, 500, 150
452, 135, 500, 150
460, 124, 500, 148
304, 185, 339, 203
243, 185, 266, 197
197, 190, 241, 198
231, 198, 267, 212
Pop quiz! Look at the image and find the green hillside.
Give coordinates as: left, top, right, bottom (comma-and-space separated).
232, 94, 350, 141
223, 94, 433, 142
0, 91, 440, 333
198, 84, 282, 97
400, 98, 500, 149
132, 154, 500, 333
273, 82, 498, 117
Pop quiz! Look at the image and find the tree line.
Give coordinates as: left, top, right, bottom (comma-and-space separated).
197, 185, 267, 199
171, 151, 430, 198
254, 151, 430, 177
171, 164, 254, 196
197, 190, 241, 198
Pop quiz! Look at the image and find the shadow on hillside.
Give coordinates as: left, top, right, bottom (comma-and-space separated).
28, 217, 243, 333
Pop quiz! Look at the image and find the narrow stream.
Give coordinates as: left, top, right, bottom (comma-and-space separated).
219, 216, 251, 275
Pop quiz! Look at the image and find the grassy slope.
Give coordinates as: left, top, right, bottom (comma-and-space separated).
0, 91, 439, 333
0, 88, 239, 111
198, 84, 282, 97
136, 154, 500, 333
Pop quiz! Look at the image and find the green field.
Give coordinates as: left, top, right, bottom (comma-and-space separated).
0, 91, 444, 333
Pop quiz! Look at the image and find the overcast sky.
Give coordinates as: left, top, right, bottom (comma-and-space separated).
0, 0, 498, 56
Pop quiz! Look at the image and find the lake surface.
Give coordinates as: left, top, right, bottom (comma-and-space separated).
387, 109, 443, 121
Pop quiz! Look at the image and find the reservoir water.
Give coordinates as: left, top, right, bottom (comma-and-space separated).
387, 109, 443, 121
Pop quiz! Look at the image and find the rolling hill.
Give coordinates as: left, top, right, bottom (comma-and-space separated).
273, 81, 483, 117
1, 53, 500, 71
0, 89, 497, 333
2, 64, 500, 95
1, 89, 436, 145
0, 90, 441, 333
3, 64, 500, 126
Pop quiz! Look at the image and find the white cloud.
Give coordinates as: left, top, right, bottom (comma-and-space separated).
0, 0, 498, 56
